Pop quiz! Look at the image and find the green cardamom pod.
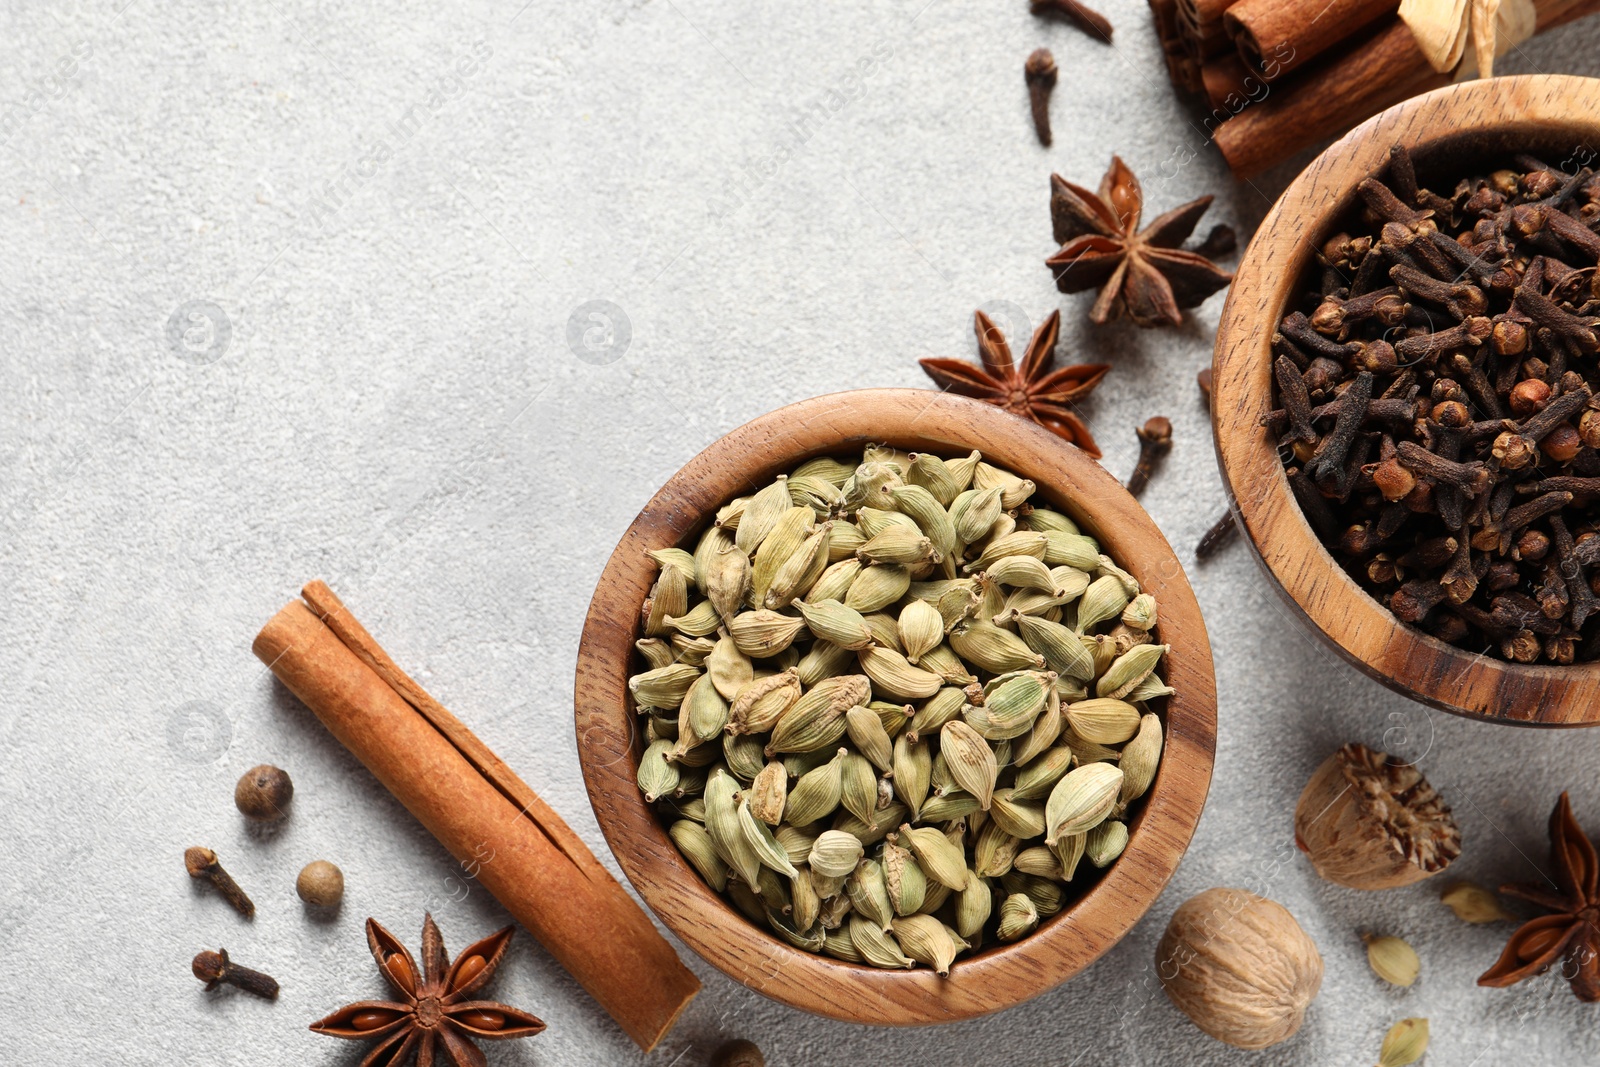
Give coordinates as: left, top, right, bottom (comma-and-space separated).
949, 621, 1045, 674
892, 731, 931, 819
628, 662, 701, 711
664, 600, 722, 638
1066, 697, 1142, 745
727, 609, 806, 658
793, 598, 874, 650
735, 475, 795, 555
886, 483, 957, 566
791, 865, 822, 933
949, 486, 1004, 544
856, 525, 937, 566
1117, 712, 1164, 809
788, 473, 845, 516
972, 818, 1020, 879
973, 461, 1037, 509
1010, 688, 1064, 767
727, 669, 801, 736
784, 748, 846, 826
1085, 819, 1130, 868
897, 598, 945, 665
809, 558, 862, 604
882, 839, 927, 916
704, 768, 762, 887
1012, 845, 1063, 879
1378, 1018, 1429, 1067
989, 787, 1047, 839
906, 452, 961, 506
706, 635, 753, 701
635, 739, 681, 802
1051, 831, 1087, 881
1075, 574, 1131, 632
682, 673, 730, 742
1001, 869, 1065, 916
844, 563, 911, 613
1044, 762, 1124, 845
964, 531, 1048, 574
765, 674, 869, 756
1014, 612, 1097, 681
774, 823, 820, 866
1095, 643, 1168, 700
983, 554, 1062, 595
1022, 506, 1078, 534
642, 564, 689, 637
721, 731, 766, 783
890, 914, 965, 976
648, 546, 698, 589
808, 829, 865, 879
848, 913, 915, 969
1040, 530, 1100, 570
833, 800, 907, 849
766, 521, 834, 609
826, 522, 866, 563
847, 858, 894, 932
634, 637, 675, 671
792, 455, 856, 486
738, 795, 799, 878
669, 818, 729, 891
823, 926, 866, 962
899, 823, 968, 890
839, 751, 882, 829
858, 645, 943, 700
940, 720, 999, 810
795, 640, 854, 687
996, 892, 1039, 942
844, 704, 894, 774
955, 870, 991, 939
750, 506, 816, 607
747, 759, 788, 824
918, 791, 982, 822
1012, 746, 1074, 801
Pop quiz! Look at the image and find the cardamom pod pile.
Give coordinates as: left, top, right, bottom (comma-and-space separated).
630, 445, 1171, 971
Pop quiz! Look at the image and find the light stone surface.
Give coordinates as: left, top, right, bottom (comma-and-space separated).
3, 2, 1600, 1064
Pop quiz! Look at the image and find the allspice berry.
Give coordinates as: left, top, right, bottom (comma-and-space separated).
1293, 743, 1460, 890
1157, 888, 1323, 1050
296, 860, 344, 908
709, 1039, 764, 1067
235, 764, 294, 822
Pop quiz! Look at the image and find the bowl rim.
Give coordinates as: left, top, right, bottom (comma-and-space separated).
574, 388, 1217, 1024
1213, 74, 1600, 727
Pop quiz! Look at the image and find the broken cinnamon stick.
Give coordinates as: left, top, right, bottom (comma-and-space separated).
1225, 0, 1398, 80
253, 581, 699, 1051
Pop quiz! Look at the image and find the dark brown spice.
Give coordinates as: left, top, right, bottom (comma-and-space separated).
185, 846, 255, 919
1127, 416, 1172, 497
1024, 49, 1057, 147
1195, 510, 1239, 560
1266, 144, 1600, 662
193, 948, 279, 999
1030, 0, 1114, 41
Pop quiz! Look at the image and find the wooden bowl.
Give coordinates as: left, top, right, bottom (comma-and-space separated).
574, 389, 1217, 1024
1214, 74, 1600, 727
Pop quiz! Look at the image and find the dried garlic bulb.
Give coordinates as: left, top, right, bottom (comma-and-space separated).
1293, 743, 1460, 890
1157, 888, 1323, 1050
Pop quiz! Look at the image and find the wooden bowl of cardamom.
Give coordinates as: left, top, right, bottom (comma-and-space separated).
1214, 75, 1600, 726
574, 388, 1216, 1024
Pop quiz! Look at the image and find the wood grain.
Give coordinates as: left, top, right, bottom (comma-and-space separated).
573, 389, 1218, 1025
1213, 75, 1600, 728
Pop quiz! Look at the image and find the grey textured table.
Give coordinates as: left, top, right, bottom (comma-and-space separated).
5, 2, 1600, 1064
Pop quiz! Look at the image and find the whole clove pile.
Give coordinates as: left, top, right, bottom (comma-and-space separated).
1266, 145, 1600, 664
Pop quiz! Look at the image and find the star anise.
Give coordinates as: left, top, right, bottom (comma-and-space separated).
1479, 793, 1600, 1001
1046, 156, 1234, 328
310, 914, 546, 1066
919, 308, 1110, 456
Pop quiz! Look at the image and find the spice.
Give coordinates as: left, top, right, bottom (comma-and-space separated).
920, 309, 1110, 456
1363, 933, 1420, 987
1030, 0, 1114, 41
310, 915, 545, 1062
1264, 146, 1600, 663
1195, 510, 1238, 560
1479, 792, 1600, 1001
1440, 880, 1513, 924
1157, 888, 1323, 1049
297, 860, 345, 909
710, 1039, 765, 1067
1378, 1018, 1430, 1067
1127, 417, 1173, 497
235, 764, 294, 822
254, 582, 700, 1051
184, 846, 255, 918
193, 948, 279, 999
1024, 49, 1057, 146
633, 447, 1174, 969
1047, 156, 1234, 328
1294, 744, 1460, 890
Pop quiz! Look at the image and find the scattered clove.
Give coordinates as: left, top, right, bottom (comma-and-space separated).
1030, 0, 1114, 41
185, 846, 255, 918
1024, 49, 1057, 147
192, 948, 279, 999
1127, 416, 1172, 497
1196, 510, 1239, 560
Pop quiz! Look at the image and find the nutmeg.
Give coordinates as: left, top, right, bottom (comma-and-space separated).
1157, 888, 1323, 1049
1293, 743, 1461, 890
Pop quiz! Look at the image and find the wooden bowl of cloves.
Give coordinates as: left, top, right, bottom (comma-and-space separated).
1214, 74, 1600, 726
574, 388, 1217, 1023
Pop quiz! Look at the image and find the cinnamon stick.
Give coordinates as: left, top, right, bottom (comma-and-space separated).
1213, 18, 1448, 177
253, 582, 699, 1051
1176, 0, 1236, 60
1225, 0, 1397, 80
1152, 0, 1206, 93
1214, 0, 1600, 176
